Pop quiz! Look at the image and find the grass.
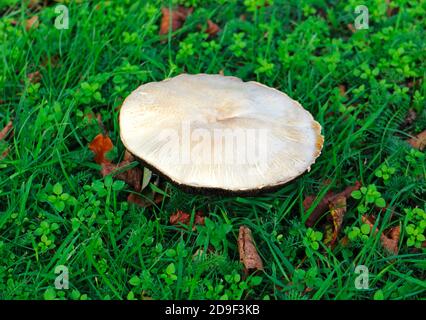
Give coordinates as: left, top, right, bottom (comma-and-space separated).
0, 0, 425, 300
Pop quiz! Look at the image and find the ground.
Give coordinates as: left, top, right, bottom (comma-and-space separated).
0, 0, 425, 300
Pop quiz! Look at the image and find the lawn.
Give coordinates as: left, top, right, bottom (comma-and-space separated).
0, 0, 425, 300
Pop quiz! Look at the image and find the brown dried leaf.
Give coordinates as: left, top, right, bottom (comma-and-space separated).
0, 121, 13, 141
96, 113, 106, 135
88, 133, 113, 164
338, 84, 346, 97
89, 130, 161, 208
403, 109, 416, 127
347, 23, 356, 33
0, 121, 13, 159
205, 19, 220, 37
27, 71, 41, 83
127, 193, 163, 208
25, 15, 39, 31
159, 6, 193, 35
169, 210, 205, 230
41, 54, 60, 69
325, 195, 347, 246
101, 151, 142, 191
98, 148, 161, 208
385, 0, 399, 16
1, 147, 10, 159
340, 235, 349, 247
123, 150, 134, 162
304, 181, 361, 227
303, 190, 334, 225
407, 130, 426, 151
381, 227, 400, 254
238, 226, 263, 272
362, 216, 400, 254
27, 0, 43, 9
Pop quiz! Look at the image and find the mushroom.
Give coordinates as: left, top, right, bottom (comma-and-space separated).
119, 74, 323, 194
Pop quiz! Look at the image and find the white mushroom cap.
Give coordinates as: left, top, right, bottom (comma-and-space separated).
119, 74, 323, 193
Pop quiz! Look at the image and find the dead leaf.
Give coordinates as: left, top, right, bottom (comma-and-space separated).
89, 130, 162, 208
101, 151, 142, 190
0, 121, 13, 159
127, 193, 163, 208
238, 226, 263, 272
159, 6, 193, 35
205, 20, 220, 37
338, 84, 346, 97
169, 210, 205, 230
96, 113, 106, 135
27, 71, 41, 83
27, 0, 58, 9
0, 121, 13, 141
25, 15, 39, 31
324, 195, 347, 246
1, 147, 10, 159
407, 130, 426, 150
41, 54, 60, 69
381, 226, 401, 254
303, 190, 334, 225
402, 109, 416, 127
340, 235, 349, 247
362, 215, 400, 254
347, 23, 356, 33
114, 104, 122, 112
27, 0, 42, 9
385, 0, 399, 16
97, 148, 161, 208
305, 181, 361, 227
89, 133, 113, 164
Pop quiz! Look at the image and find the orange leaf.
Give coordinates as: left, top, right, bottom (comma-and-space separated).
0, 121, 13, 141
89, 134, 113, 164
238, 226, 263, 272
159, 6, 193, 35
170, 210, 205, 230
27, 71, 41, 83
407, 130, 426, 151
25, 15, 39, 31
0, 121, 13, 159
205, 20, 220, 37
347, 23, 356, 33
338, 84, 346, 97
